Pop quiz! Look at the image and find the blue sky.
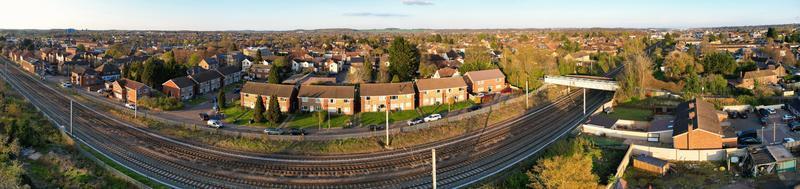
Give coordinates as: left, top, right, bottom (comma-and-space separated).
1, 0, 798, 30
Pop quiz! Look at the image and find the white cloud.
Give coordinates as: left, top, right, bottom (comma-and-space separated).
401, 0, 434, 6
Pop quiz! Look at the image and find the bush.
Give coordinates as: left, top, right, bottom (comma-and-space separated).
139, 96, 183, 111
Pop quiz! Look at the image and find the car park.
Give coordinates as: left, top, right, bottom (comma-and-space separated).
288, 128, 307, 135
124, 103, 136, 110
263, 128, 285, 135
423, 114, 442, 122
368, 124, 385, 131
406, 118, 424, 126
206, 119, 223, 128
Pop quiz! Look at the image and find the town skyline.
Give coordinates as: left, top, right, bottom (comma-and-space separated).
2, 0, 799, 31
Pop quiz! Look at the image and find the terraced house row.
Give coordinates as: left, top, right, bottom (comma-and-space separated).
239, 69, 507, 115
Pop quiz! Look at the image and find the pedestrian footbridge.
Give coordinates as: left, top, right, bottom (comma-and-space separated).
543, 75, 619, 91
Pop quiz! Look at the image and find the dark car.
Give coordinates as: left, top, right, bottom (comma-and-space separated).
289, 128, 308, 135
760, 117, 769, 126
738, 136, 762, 146
791, 121, 800, 131
737, 111, 748, 119
368, 124, 385, 131
727, 111, 737, 119
758, 109, 770, 117
469, 105, 482, 112
198, 113, 210, 121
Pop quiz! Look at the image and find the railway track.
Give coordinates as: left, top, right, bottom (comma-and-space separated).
0, 58, 611, 188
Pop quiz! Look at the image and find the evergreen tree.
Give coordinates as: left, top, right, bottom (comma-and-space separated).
387, 37, 420, 82
267, 95, 281, 124
217, 84, 226, 109
268, 66, 281, 84
254, 50, 264, 63
253, 95, 265, 122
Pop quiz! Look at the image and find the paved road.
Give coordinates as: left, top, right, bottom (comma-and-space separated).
1, 57, 613, 188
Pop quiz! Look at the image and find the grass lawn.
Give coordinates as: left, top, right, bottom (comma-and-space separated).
605, 106, 653, 121
288, 113, 351, 129
360, 110, 420, 125
186, 96, 208, 106
623, 161, 733, 188
220, 100, 274, 127
418, 101, 475, 115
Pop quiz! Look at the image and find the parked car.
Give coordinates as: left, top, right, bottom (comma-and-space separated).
758, 109, 770, 117
60, 82, 72, 88
406, 118, 424, 126
206, 119, 223, 128
368, 124, 385, 131
783, 114, 796, 121
790, 122, 800, 131
784, 138, 796, 143
760, 117, 769, 126
738, 136, 762, 146
198, 113, 210, 121
727, 111, 737, 119
768, 108, 777, 114
737, 111, 748, 119
288, 128, 307, 135
468, 105, 482, 112
124, 103, 136, 110
423, 114, 443, 122
263, 128, 285, 135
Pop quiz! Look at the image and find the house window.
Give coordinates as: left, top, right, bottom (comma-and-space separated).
365, 96, 371, 101
436, 89, 441, 93
301, 97, 308, 102
390, 96, 398, 100
329, 99, 335, 103
344, 99, 349, 103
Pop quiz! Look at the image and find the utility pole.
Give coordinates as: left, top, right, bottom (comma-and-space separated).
773, 122, 777, 144
525, 80, 529, 108
431, 148, 437, 189
583, 88, 586, 115
385, 104, 390, 147
70, 100, 74, 136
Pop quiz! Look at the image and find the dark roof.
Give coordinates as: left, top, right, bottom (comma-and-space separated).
416, 77, 467, 91
298, 85, 354, 99
94, 63, 119, 75
673, 99, 722, 137
72, 66, 96, 75
216, 65, 240, 76
361, 82, 415, 96
240, 82, 294, 97
648, 119, 674, 132
201, 57, 219, 65
189, 70, 222, 83
164, 76, 195, 88
586, 115, 618, 128
635, 155, 668, 167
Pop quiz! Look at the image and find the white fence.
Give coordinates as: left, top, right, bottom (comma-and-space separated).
629, 144, 745, 161
581, 124, 673, 143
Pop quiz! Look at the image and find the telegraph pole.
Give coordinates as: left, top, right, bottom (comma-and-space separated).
773, 122, 777, 144
134, 100, 138, 118
583, 88, 586, 115
431, 148, 437, 189
385, 104, 390, 147
525, 80, 529, 108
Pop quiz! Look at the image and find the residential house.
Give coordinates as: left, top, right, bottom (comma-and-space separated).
70, 67, 99, 86
241, 59, 254, 73
189, 70, 223, 94
94, 63, 120, 82
162, 76, 196, 100
464, 69, 506, 94
239, 82, 296, 113
737, 69, 780, 89
416, 77, 469, 106
432, 67, 460, 78
111, 79, 151, 104
248, 64, 271, 80
20, 57, 44, 75
199, 57, 220, 70
215, 66, 242, 86
297, 85, 355, 115
225, 51, 245, 67
672, 98, 736, 149
360, 82, 415, 112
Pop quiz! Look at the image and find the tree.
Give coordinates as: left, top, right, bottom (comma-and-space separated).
188, 53, 202, 66
663, 51, 696, 80
268, 66, 281, 84
527, 154, 598, 189
616, 53, 651, 101
557, 58, 576, 75
683, 72, 703, 98
254, 49, 264, 63
387, 37, 420, 82
76, 44, 86, 52
704, 74, 729, 96
418, 62, 438, 79
267, 95, 282, 124
362, 57, 374, 82
460, 47, 495, 73
253, 96, 265, 122
702, 52, 736, 76
766, 27, 777, 39
315, 110, 326, 129
216, 86, 226, 109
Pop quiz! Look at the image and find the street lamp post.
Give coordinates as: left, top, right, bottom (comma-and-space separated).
431, 148, 437, 189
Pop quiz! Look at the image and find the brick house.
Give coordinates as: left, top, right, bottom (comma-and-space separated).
360, 82, 415, 112
239, 82, 296, 113
416, 77, 469, 106
70, 67, 99, 86
162, 76, 196, 100
94, 63, 120, 82
189, 70, 223, 94
298, 85, 355, 115
199, 57, 220, 70
672, 98, 736, 149
215, 65, 242, 86
464, 69, 506, 94
111, 79, 151, 104
737, 69, 780, 89
432, 67, 460, 78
